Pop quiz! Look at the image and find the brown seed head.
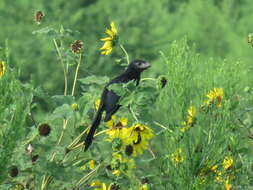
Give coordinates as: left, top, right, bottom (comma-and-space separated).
71, 40, 83, 54
160, 77, 167, 88
31, 155, 39, 163
38, 123, 51, 136
9, 166, 19, 177
110, 183, 120, 190
35, 11, 44, 24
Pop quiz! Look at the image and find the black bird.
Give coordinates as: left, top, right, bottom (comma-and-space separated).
84, 60, 150, 151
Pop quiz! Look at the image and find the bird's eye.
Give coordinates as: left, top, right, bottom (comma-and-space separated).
137, 62, 142, 66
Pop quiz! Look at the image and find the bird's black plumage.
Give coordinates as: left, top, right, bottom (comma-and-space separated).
84, 60, 150, 151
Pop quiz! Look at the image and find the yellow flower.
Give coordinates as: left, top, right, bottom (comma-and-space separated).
106, 116, 129, 142
95, 99, 101, 111
187, 106, 196, 123
170, 148, 184, 165
100, 22, 118, 55
211, 164, 218, 172
111, 152, 135, 176
89, 160, 95, 170
0, 61, 6, 78
180, 106, 197, 132
90, 180, 107, 190
71, 103, 78, 111
112, 169, 121, 176
214, 170, 223, 183
139, 183, 148, 190
125, 123, 154, 156
180, 125, 190, 132
223, 156, 233, 170
204, 88, 224, 107
225, 183, 232, 190
10, 184, 24, 190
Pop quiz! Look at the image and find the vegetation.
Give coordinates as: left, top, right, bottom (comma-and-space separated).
0, 0, 253, 189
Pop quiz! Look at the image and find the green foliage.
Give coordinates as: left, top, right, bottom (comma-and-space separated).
0, 1, 253, 190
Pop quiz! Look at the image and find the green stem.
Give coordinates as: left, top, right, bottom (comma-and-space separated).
42, 119, 68, 189
119, 44, 130, 65
141, 78, 156, 82
53, 39, 68, 96
130, 106, 138, 122
76, 164, 101, 187
50, 119, 68, 161
67, 127, 89, 149
71, 53, 82, 96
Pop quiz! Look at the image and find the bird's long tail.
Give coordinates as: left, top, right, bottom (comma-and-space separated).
84, 107, 103, 151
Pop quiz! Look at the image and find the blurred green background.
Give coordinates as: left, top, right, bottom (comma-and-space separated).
1, 0, 253, 94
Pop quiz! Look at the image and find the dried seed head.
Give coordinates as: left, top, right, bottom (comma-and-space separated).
141, 177, 149, 184
125, 145, 133, 156
71, 40, 83, 54
38, 123, 51, 136
9, 166, 19, 177
110, 183, 120, 190
106, 165, 112, 170
31, 155, 39, 163
160, 77, 167, 88
35, 11, 44, 24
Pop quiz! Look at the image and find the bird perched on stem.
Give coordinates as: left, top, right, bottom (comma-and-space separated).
84, 60, 150, 151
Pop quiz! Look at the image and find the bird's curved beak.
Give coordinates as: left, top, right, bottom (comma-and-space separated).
143, 61, 151, 69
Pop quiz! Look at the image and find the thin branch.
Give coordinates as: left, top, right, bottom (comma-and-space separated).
71, 53, 82, 96
53, 39, 68, 96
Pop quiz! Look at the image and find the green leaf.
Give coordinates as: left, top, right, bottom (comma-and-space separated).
50, 104, 74, 120
108, 83, 127, 97
79, 75, 109, 85
32, 27, 57, 36
119, 94, 134, 106
51, 95, 75, 106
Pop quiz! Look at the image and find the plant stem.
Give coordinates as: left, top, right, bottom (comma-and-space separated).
119, 44, 130, 65
50, 119, 68, 161
71, 53, 82, 96
76, 164, 101, 187
53, 39, 68, 96
41, 119, 68, 189
130, 106, 138, 122
141, 78, 156, 82
67, 127, 89, 149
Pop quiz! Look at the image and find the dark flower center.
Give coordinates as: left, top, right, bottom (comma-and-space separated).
9, 166, 19, 177
38, 123, 51, 136
125, 145, 134, 156
160, 77, 167, 88
133, 134, 142, 145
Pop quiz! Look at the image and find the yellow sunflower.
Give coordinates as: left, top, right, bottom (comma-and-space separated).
180, 105, 197, 132
204, 88, 224, 107
225, 183, 232, 190
111, 152, 135, 176
71, 103, 78, 111
125, 123, 154, 156
106, 116, 129, 142
139, 183, 148, 190
223, 156, 233, 170
100, 22, 118, 55
90, 180, 107, 190
170, 148, 185, 165
0, 61, 6, 78
89, 160, 95, 170
95, 99, 101, 111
